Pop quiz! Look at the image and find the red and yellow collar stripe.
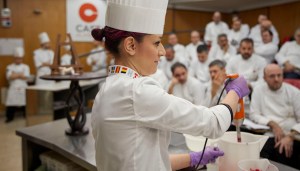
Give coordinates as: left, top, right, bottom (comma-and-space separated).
108, 65, 140, 79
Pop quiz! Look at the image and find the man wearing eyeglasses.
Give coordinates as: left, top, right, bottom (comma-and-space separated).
250, 64, 300, 169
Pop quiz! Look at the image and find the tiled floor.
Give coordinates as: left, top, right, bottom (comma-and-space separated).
0, 116, 26, 171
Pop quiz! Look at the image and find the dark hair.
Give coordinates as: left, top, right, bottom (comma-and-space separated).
91, 26, 147, 56
240, 38, 254, 47
171, 62, 187, 74
262, 29, 273, 36
196, 44, 208, 53
169, 32, 176, 36
218, 33, 227, 40
164, 44, 174, 51
209, 59, 226, 69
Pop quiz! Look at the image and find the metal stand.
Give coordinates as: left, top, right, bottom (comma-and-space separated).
65, 81, 89, 136
41, 33, 107, 136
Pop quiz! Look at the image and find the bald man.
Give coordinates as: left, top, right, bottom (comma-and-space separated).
249, 14, 279, 46
204, 11, 229, 46
168, 33, 185, 61
250, 64, 300, 169
185, 30, 204, 65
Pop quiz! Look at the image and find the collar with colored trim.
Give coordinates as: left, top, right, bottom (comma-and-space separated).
108, 65, 140, 79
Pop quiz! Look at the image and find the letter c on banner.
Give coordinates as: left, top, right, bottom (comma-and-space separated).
79, 3, 98, 23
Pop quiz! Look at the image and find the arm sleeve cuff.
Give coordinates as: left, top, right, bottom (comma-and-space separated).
220, 103, 233, 122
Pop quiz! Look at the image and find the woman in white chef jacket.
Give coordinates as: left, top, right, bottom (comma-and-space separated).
91, 1, 250, 171
5, 47, 30, 123
34, 32, 55, 85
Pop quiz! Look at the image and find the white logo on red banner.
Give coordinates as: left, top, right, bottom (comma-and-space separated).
67, 0, 106, 42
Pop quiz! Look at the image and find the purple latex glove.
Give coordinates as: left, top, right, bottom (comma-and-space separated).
189, 146, 224, 167
225, 76, 250, 99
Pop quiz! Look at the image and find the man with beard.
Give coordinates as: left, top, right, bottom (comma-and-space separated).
226, 38, 267, 90
250, 64, 300, 169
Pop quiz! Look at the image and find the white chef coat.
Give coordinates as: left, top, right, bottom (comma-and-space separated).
226, 54, 267, 88
275, 41, 300, 68
255, 42, 278, 64
6, 63, 30, 106
173, 43, 186, 61
61, 53, 72, 65
249, 25, 279, 46
159, 56, 188, 81
185, 41, 204, 65
203, 83, 226, 107
241, 24, 250, 36
250, 82, 300, 134
204, 21, 229, 45
150, 69, 169, 90
87, 46, 107, 72
170, 76, 206, 106
189, 59, 211, 85
91, 65, 231, 171
208, 44, 237, 62
228, 29, 249, 50
33, 48, 55, 85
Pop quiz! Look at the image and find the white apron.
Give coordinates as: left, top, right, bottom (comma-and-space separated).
6, 64, 30, 106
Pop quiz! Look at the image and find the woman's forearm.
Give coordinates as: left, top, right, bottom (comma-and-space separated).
220, 90, 239, 114
169, 154, 190, 171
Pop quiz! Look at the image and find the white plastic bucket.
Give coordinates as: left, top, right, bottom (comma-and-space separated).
238, 159, 279, 171
216, 132, 269, 171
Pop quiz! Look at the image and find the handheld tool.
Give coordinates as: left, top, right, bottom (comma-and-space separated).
226, 74, 245, 143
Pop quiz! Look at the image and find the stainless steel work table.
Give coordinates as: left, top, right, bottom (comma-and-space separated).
16, 115, 299, 171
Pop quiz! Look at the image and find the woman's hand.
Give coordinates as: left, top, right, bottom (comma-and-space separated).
225, 76, 250, 99
189, 147, 224, 167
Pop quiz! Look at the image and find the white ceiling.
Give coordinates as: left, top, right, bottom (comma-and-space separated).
169, 0, 299, 12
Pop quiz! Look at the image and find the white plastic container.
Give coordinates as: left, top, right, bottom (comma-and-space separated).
183, 134, 217, 152
238, 159, 279, 171
215, 132, 268, 171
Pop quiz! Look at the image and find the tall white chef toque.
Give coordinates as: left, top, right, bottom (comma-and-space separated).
105, 0, 169, 34
14, 47, 24, 58
39, 32, 50, 44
